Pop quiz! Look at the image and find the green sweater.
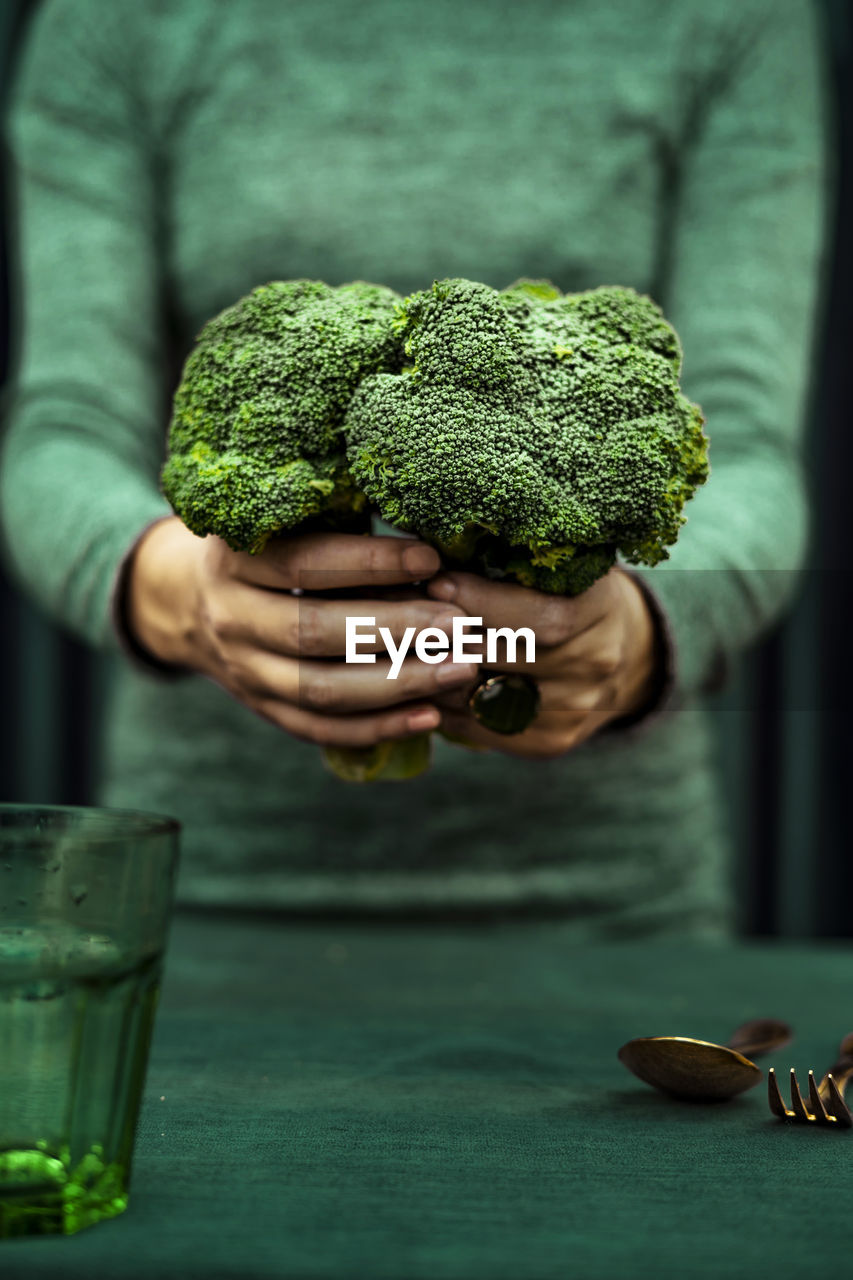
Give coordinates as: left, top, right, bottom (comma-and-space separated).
1, 0, 829, 935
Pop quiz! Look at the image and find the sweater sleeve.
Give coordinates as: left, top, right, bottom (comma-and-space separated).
628, 0, 832, 706
0, 0, 173, 653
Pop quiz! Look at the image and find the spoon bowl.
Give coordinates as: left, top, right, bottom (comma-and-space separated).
618, 1018, 793, 1102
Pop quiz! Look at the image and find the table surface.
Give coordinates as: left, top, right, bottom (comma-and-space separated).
4, 910, 853, 1279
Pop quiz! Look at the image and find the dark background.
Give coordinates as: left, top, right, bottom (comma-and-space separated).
1, 1, 850, 937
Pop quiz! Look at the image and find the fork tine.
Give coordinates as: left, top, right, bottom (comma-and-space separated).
808, 1071, 831, 1124
768, 1068, 790, 1118
825, 1075, 853, 1128
789, 1069, 813, 1121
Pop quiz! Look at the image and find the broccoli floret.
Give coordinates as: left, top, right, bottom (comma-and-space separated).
161, 279, 403, 552
345, 277, 708, 595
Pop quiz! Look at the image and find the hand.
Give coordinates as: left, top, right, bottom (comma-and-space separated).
125, 517, 479, 749
426, 565, 662, 759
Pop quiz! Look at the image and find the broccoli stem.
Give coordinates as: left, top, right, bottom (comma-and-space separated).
432, 522, 499, 563
321, 734, 433, 783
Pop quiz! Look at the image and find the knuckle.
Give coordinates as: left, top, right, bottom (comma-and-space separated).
202, 536, 231, 576
294, 603, 323, 656
218, 646, 256, 696
280, 611, 302, 656
365, 539, 393, 578
598, 680, 620, 711
200, 592, 233, 641
591, 647, 623, 679
198, 605, 233, 674
265, 538, 297, 587
535, 597, 571, 647
572, 688, 603, 716
299, 672, 339, 712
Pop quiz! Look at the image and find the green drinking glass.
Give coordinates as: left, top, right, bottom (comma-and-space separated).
0, 804, 180, 1237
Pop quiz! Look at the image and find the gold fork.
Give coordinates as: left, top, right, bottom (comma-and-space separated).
768, 1033, 853, 1128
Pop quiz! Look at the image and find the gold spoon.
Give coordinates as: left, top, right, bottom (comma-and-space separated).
618, 1018, 793, 1101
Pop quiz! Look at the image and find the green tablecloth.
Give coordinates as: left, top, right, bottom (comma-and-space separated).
5, 911, 853, 1279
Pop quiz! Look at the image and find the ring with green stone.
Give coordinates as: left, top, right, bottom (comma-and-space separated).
467, 672, 541, 735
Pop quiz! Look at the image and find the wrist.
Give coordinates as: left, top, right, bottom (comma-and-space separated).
125, 516, 201, 670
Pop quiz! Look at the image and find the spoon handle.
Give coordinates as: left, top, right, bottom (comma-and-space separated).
725, 1018, 793, 1060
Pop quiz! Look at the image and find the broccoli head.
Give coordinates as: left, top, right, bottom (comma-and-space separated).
160, 274, 708, 782
344, 277, 708, 594
161, 279, 403, 552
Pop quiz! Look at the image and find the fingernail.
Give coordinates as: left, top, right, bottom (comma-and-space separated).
436, 661, 478, 686
407, 707, 440, 731
429, 574, 457, 601
402, 543, 440, 577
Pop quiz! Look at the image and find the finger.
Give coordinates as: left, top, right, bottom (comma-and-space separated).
255, 698, 442, 749
460, 621, 623, 678
286, 599, 471, 661
297, 656, 479, 713
435, 676, 610, 719
438, 708, 598, 760
224, 532, 441, 592
426, 567, 617, 648
245, 648, 478, 714
221, 585, 467, 661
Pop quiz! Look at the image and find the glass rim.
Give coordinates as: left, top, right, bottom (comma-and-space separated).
0, 803, 180, 842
